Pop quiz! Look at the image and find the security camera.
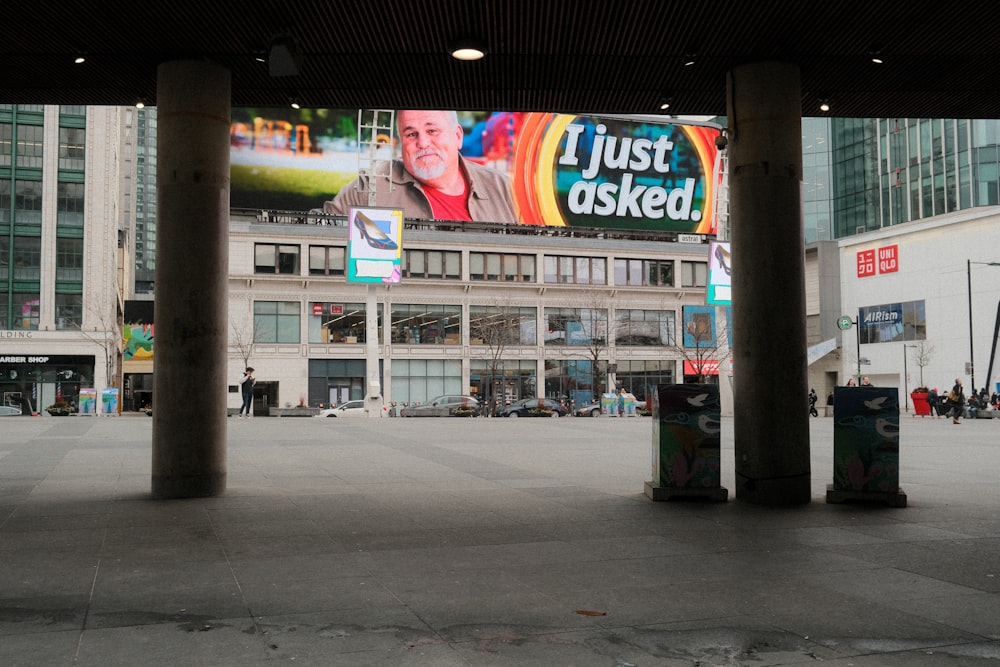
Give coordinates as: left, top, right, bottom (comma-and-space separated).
715, 134, 728, 151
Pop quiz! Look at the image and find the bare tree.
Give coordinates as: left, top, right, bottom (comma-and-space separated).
911, 340, 934, 388
76, 295, 124, 389
676, 305, 732, 383
546, 294, 612, 402
230, 292, 254, 370
470, 300, 526, 416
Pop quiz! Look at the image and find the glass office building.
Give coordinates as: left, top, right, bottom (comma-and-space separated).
803, 117, 1000, 242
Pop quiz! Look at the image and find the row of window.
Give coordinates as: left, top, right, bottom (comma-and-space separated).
0, 122, 86, 170
255, 243, 708, 288
0, 291, 82, 330
359, 358, 676, 408
0, 179, 86, 225
254, 300, 678, 347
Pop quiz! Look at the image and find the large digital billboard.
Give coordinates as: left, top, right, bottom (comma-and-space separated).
231, 109, 721, 234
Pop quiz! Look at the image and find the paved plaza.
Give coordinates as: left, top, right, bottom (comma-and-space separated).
1, 412, 998, 666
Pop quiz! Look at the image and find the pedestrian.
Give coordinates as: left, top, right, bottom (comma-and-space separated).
618, 388, 626, 417
239, 367, 256, 418
861, 376, 873, 386
846, 378, 857, 387
926, 387, 940, 418
947, 377, 965, 425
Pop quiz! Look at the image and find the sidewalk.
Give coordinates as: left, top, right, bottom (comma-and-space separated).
1, 415, 998, 665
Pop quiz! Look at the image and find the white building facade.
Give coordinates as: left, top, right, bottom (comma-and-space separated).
837, 206, 1000, 401
225, 213, 729, 416
1, 105, 126, 413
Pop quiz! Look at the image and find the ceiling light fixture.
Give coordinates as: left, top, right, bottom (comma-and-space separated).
683, 55, 696, 67
135, 100, 145, 109
819, 100, 830, 112
449, 38, 487, 61
290, 99, 301, 110
74, 55, 86, 64
659, 99, 671, 111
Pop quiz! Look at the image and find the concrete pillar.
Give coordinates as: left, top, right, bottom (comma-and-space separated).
151, 61, 231, 498
728, 62, 811, 505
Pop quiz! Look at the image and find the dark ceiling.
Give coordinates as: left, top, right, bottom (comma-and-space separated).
3, 2, 999, 119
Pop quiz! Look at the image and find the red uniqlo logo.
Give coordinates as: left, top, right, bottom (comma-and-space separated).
857, 250, 876, 277
878, 245, 898, 273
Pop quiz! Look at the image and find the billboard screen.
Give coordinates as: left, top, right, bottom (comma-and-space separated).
231, 109, 721, 234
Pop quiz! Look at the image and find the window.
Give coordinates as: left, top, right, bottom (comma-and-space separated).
614, 258, 674, 286
0, 178, 9, 223
58, 127, 86, 170
469, 306, 537, 345
254, 243, 300, 274
308, 245, 345, 276
254, 301, 301, 343
680, 261, 708, 288
615, 309, 675, 346
13, 292, 40, 330
0, 123, 11, 167
56, 182, 85, 227
543, 255, 607, 284
56, 237, 84, 282
390, 304, 461, 344
55, 294, 82, 330
390, 359, 463, 405
15, 124, 43, 169
309, 302, 382, 343
402, 249, 460, 279
470, 252, 535, 281
12, 236, 41, 280
14, 179, 43, 225
544, 307, 607, 346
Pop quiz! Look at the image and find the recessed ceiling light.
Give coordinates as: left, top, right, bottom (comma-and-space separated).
819, 101, 830, 112
74, 55, 86, 64
135, 100, 145, 109
450, 39, 487, 61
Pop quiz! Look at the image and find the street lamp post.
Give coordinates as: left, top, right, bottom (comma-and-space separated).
903, 344, 918, 412
966, 260, 1000, 394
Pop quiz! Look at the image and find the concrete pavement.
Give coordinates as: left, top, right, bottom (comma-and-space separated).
1, 413, 998, 665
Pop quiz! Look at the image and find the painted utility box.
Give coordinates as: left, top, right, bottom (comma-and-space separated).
827, 385, 906, 507
645, 383, 727, 501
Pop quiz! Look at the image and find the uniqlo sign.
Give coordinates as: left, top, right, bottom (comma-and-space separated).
857, 250, 876, 277
878, 245, 899, 273
857, 245, 899, 277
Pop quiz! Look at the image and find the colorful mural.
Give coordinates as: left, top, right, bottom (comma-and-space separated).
123, 323, 154, 360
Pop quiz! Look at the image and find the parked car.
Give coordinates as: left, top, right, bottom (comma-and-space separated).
0, 404, 23, 416
399, 395, 481, 417
499, 397, 567, 418
317, 400, 368, 417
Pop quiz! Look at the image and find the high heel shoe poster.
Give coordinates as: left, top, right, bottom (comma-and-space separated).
347, 207, 403, 283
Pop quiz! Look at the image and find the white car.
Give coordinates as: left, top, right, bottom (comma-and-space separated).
318, 400, 368, 417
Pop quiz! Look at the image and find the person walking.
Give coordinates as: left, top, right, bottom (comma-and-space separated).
947, 377, 965, 425
239, 367, 256, 418
618, 388, 627, 417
